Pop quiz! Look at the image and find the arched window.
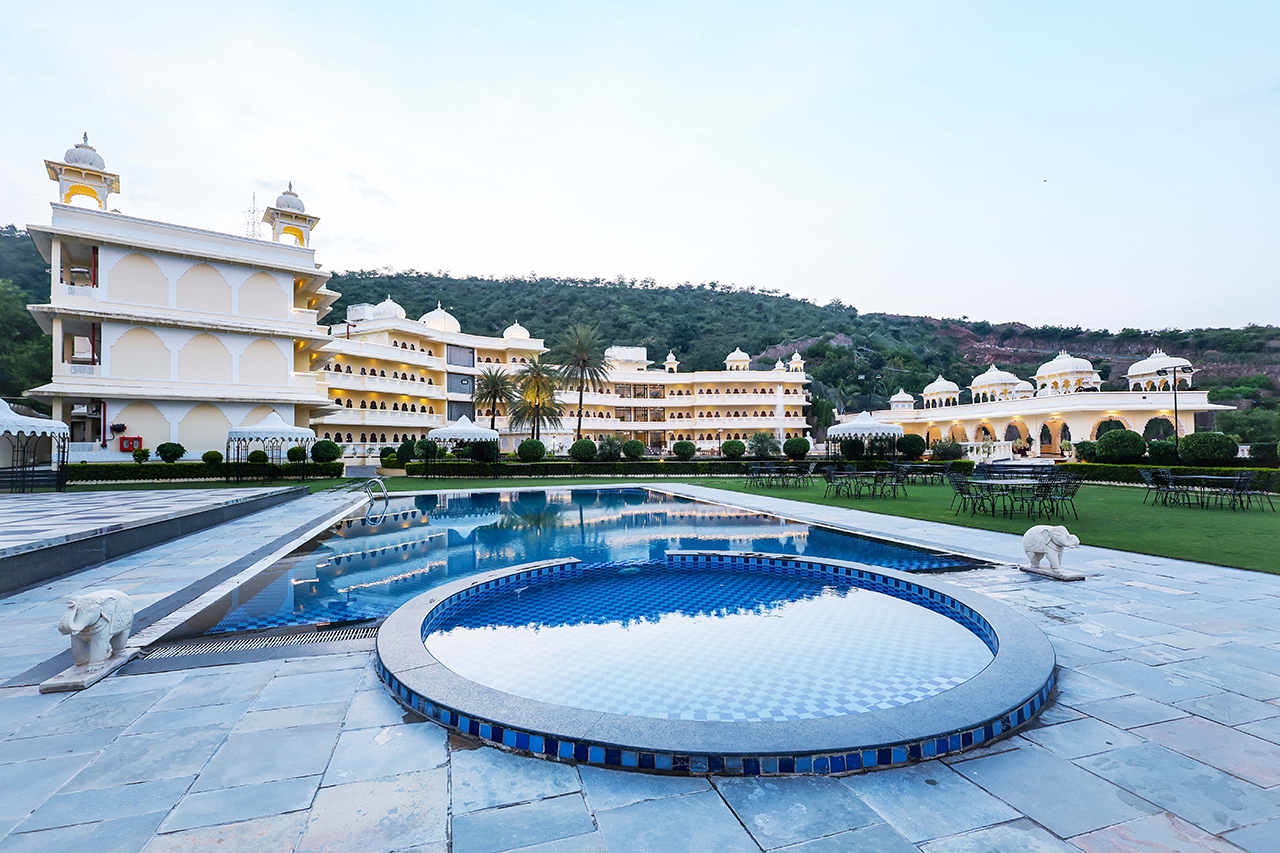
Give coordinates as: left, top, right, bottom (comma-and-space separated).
323, 432, 331, 439
410, 375, 416, 382
346, 433, 353, 442
361, 433, 367, 443
393, 434, 399, 443
392, 403, 399, 411
345, 400, 352, 408
345, 365, 352, 374
334, 398, 342, 407
324, 363, 331, 371
393, 341, 400, 348
427, 378, 433, 385
360, 400, 367, 409
410, 404, 417, 412
360, 367, 367, 375
427, 349, 434, 356
392, 372, 399, 380
379, 401, 387, 410
380, 433, 387, 443
410, 344, 416, 351
428, 406, 435, 414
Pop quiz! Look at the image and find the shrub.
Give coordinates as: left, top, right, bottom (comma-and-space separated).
671, 440, 697, 460
1147, 439, 1180, 465
453, 444, 472, 459
840, 437, 865, 460
156, 442, 186, 464
1178, 431, 1239, 467
721, 439, 746, 459
517, 439, 546, 462
569, 439, 597, 461
381, 452, 398, 467
414, 439, 438, 462
398, 438, 418, 465
378, 446, 396, 464
201, 450, 223, 466
783, 437, 810, 460
1250, 441, 1280, 466
132, 448, 150, 464
596, 435, 624, 462
1095, 429, 1146, 464
896, 433, 927, 460
1074, 440, 1098, 463
929, 439, 964, 461
621, 439, 646, 460
748, 432, 780, 459
247, 450, 269, 465
470, 441, 500, 463
286, 445, 307, 463
311, 439, 342, 463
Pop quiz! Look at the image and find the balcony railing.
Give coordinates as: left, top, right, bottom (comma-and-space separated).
325, 372, 447, 398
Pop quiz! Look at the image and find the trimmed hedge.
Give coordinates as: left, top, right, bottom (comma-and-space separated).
1056, 462, 1279, 489
406, 460, 753, 478
64, 461, 344, 483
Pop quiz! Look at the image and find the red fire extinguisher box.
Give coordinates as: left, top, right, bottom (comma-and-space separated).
119, 436, 143, 452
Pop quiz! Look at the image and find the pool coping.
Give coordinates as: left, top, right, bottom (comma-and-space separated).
377, 550, 1057, 776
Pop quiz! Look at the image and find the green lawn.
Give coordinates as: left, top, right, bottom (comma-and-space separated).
65, 475, 1277, 573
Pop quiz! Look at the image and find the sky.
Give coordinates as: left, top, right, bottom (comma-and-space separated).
1, 1, 1277, 331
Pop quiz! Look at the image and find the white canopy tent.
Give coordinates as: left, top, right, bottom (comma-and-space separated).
0, 399, 70, 492
826, 411, 905, 440
426, 416, 499, 443
225, 411, 318, 476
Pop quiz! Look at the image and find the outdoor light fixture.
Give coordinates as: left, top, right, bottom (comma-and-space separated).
1155, 365, 1193, 448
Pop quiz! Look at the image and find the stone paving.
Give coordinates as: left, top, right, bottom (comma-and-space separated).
0, 484, 1278, 851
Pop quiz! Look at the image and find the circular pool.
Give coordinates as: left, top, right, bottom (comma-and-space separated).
377, 552, 1056, 775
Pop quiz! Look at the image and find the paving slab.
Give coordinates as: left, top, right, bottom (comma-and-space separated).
1077, 660, 1218, 704
249, 668, 364, 712
781, 821, 920, 852
1078, 742, 1280, 835
342, 685, 414, 729
951, 745, 1155, 837
842, 761, 1018, 843
161, 774, 321, 833
918, 818, 1077, 852
190, 722, 340, 792
0, 726, 124, 764
62, 725, 230, 792
1072, 811, 1245, 853
18, 774, 193, 831
125, 701, 250, 734
1134, 715, 1280, 787
322, 722, 447, 786
1163, 657, 1280, 701
0, 754, 95, 820
1019, 716, 1146, 758
141, 811, 307, 853
3, 811, 166, 853
1073, 695, 1187, 729
715, 775, 880, 850
578, 764, 709, 812
234, 701, 349, 734
295, 768, 447, 853
452, 793, 594, 853
1224, 816, 1280, 853
1174, 692, 1280, 726
451, 746, 581, 814
13, 689, 166, 738
593, 789, 759, 853
1238, 715, 1280, 746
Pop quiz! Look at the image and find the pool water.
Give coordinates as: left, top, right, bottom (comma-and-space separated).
195, 489, 977, 635
426, 561, 995, 721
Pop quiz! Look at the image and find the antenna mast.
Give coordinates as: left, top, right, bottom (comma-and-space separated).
244, 192, 262, 238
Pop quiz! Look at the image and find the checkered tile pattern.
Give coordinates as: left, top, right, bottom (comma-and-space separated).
426, 563, 993, 722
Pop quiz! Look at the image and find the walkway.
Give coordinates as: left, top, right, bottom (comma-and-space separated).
0, 485, 1277, 852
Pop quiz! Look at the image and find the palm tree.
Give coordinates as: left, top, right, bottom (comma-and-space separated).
509, 357, 563, 441
548, 323, 610, 441
472, 366, 518, 431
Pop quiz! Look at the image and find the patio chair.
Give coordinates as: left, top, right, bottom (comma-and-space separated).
822, 468, 842, 498
1226, 470, 1255, 511
1138, 468, 1162, 505
947, 473, 990, 516
1245, 471, 1278, 511
1042, 475, 1083, 520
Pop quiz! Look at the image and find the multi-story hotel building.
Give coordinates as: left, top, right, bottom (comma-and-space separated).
316, 298, 811, 460
23, 138, 338, 462
22, 139, 810, 462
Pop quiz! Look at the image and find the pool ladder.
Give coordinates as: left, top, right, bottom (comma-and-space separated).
361, 477, 389, 502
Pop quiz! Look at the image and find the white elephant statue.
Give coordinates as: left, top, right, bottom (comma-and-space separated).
1022, 525, 1080, 570
57, 590, 133, 672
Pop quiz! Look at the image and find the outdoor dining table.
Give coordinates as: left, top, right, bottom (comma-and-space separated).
966, 477, 1043, 517
1169, 474, 1247, 509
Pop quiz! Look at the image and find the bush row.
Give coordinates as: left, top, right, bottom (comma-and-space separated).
65, 461, 345, 483
1056, 462, 1279, 489
401, 458, 977, 479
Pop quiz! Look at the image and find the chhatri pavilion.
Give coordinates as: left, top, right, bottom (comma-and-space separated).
865, 350, 1231, 457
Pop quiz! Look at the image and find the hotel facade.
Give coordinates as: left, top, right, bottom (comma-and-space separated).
23, 139, 811, 462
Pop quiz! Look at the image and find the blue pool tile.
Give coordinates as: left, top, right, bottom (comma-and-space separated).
622, 751, 638, 768
588, 746, 605, 764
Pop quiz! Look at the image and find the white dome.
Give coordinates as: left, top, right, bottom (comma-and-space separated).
371, 294, 406, 320
970, 365, 1020, 389
503, 321, 530, 340
1125, 349, 1192, 378
774, 359, 786, 371
1035, 350, 1095, 377
275, 182, 305, 212
63, 134, 105, 171
790, 352, 804, 362
1014, 380, 1035, 393
890, 388, 915, 403
923, 375, 959, 395
418, 302, 461, 333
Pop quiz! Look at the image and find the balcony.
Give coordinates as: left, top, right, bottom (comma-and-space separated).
325, 371, 447, 398
314, 409, 445, 427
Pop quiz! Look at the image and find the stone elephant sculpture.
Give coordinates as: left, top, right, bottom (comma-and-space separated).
57, 590, 133, 671
1022, 525, 1080, 570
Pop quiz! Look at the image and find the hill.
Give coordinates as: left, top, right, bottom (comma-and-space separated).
2, 225, 1276, 440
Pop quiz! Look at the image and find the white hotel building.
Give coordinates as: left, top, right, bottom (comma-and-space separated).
23, 139, 810, 462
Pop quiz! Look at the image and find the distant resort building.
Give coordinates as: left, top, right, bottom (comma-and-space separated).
865, 350, 1230, 457
22, 138, 809, 463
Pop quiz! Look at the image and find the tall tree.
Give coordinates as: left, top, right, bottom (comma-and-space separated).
472, 366, 518, 431
549, 323, 610, 441
509, 357, 563, 441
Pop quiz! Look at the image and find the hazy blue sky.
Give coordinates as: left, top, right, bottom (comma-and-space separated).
2, 1, 1276, 330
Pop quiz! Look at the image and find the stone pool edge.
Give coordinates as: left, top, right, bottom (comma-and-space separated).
376, 551, 1057, 776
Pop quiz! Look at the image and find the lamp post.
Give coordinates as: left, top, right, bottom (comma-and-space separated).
1155, 366, 1193, 449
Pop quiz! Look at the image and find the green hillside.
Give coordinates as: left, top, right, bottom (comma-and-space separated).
2, 225, 1277, 440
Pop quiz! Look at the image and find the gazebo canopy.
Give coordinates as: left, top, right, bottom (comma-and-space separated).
0, 399, 69, 438
427, 416, 499, 442
827, 411, 905, 440
227, 412, 316, 442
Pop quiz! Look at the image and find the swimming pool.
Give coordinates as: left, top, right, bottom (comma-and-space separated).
186, 488, 981, 636
376, 551, 1057, 775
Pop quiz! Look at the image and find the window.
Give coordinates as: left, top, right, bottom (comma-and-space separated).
410, 404, 417, 412
380, 370, 386, 377
393, 434, 399, 442
346, 433, 353, 442
428, 406, 434, 414
323, 432, 331, 439
360, 401, 367, 409
379, 402, 386, 410
334, 398, 342, 406
380, 433, 387, 443
361, 433, 367, 442
345, 365, 352, 374
447, 401, 474, 421
345, 400, 352, 408
446, 345, 475, 367
393, 372, 399, 379
446, 373, 473, 395
392, 403, 399, 411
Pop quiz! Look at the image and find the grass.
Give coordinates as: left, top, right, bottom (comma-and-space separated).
65, 474, 1277, 573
